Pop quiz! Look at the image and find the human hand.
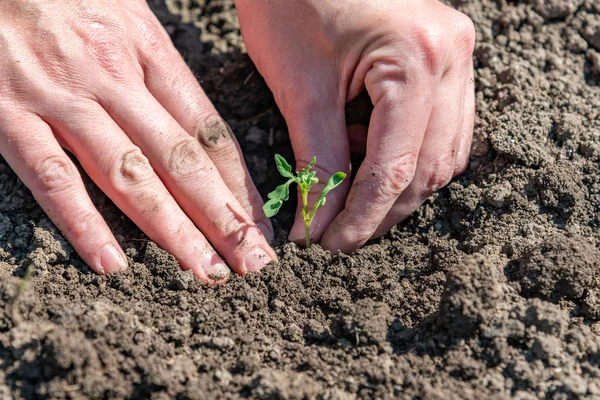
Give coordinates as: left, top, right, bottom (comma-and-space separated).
237, 0, 475, 253
0, 0, 276, 284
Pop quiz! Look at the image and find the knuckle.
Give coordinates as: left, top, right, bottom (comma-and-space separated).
415, 24, 449, 75
364, 61, 414, 105
66, 211, 101, 241
93, 43, 129, 81
425, 156, 454, 193
136, 16, 171, 53
376, 153, 418, 198
35, 155, 78, 193
30, 35, 79, 91
166, 138, 213, 179
76, 20, 130, 81
169, 221, 195, 246
453, 12, 476, 57
111, 148, 154, 190
223, 218, 244, 243
195, 115, 238, 156
215, 211, 251, 247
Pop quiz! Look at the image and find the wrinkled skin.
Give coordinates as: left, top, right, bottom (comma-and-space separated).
0, 0, 276, 284
237, 0, 476, 253
0, 0, 475, 282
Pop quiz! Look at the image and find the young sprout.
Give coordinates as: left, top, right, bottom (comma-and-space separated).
263, 154, 346, 248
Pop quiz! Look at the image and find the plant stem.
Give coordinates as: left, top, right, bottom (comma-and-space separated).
301, 186, 311, 248
304, 223, 310, 249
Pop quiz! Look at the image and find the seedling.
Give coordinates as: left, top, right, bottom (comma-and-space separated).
263, 154, 346, 248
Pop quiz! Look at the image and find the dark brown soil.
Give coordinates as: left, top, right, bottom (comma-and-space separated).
2, 0, 600, 398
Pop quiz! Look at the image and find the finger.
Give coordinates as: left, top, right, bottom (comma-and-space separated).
372, 63, 469, 238
97, 84, 276, 275
134, 16, 274, 240
284, 99, 351, 246
322, 63, 436, 253
0, 113, 127, 275
50, 102, 231, 285
454, 64, 474, 176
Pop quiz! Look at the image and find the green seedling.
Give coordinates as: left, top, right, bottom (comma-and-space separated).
263, 154, 346, 248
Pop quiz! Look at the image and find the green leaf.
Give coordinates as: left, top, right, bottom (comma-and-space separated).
314, 172, 346, 211
263, 198, 283, 218
314, 196, 326, 210
300, 157, 317, 174
275, 154, 293, 178
299, 171, 317, 187
267, 182, 290, 201
297, 170, 308, 187
321, 172, 346, 195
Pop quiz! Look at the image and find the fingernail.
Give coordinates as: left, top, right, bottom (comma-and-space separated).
245, 247, 274, 273
201, 251, 230, 281
257, 222, 274, 241
100, 244, 128, 274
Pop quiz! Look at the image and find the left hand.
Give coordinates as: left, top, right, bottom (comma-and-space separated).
0, 0, 276, 283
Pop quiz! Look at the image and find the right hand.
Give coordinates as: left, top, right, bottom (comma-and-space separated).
0, 0, 277, 284
237, 0, 475, 253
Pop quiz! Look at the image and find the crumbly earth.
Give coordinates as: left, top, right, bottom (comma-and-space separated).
1, 0, 600, 399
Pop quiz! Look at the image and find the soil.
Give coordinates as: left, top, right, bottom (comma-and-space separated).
2, 0, 600, 399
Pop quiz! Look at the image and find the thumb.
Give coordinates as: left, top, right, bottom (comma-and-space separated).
284, 100, 351, 247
